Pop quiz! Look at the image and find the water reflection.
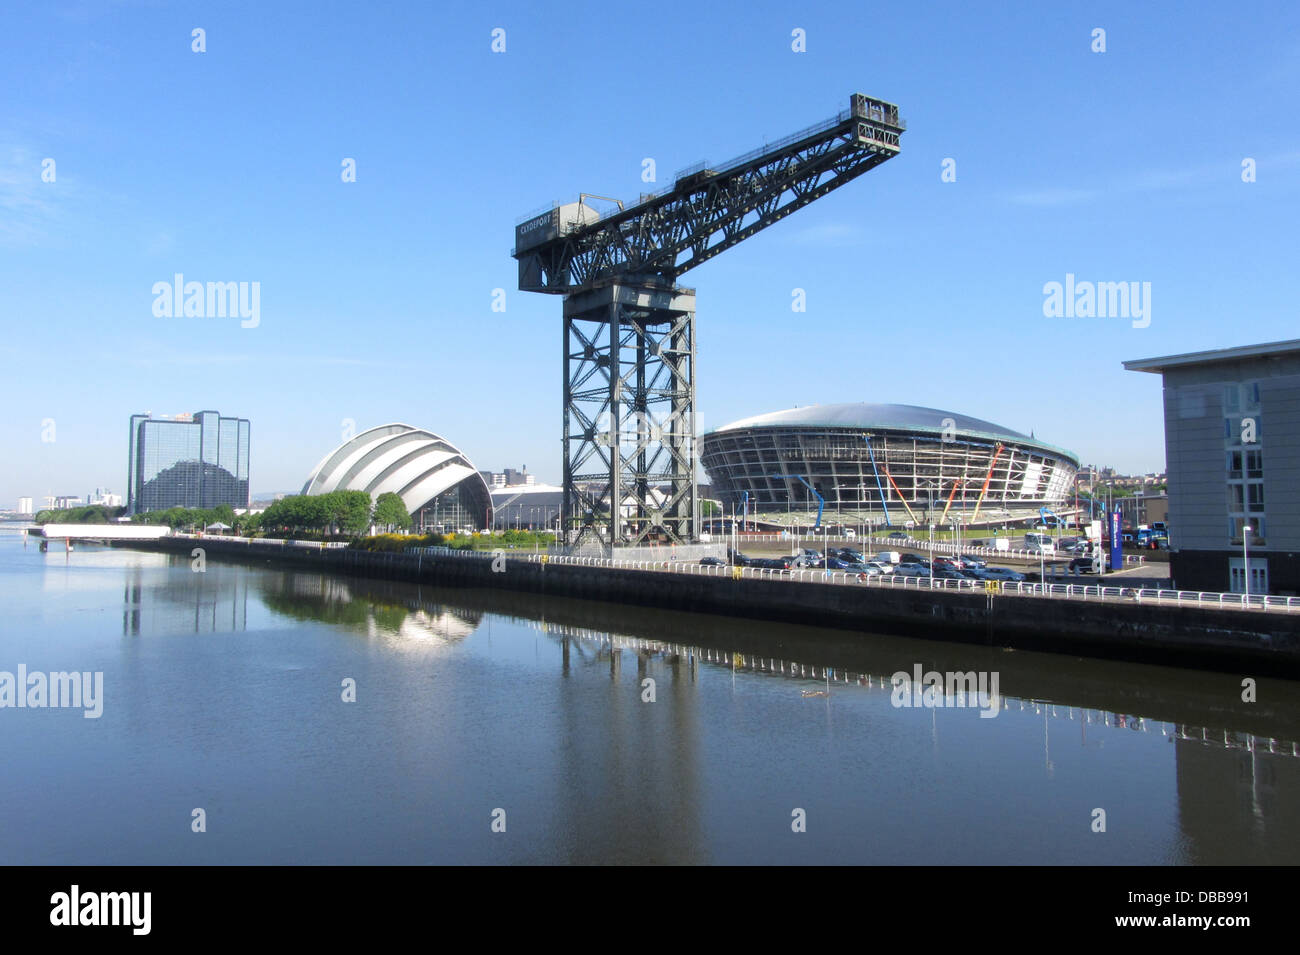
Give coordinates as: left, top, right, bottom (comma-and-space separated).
99, 553, 1300, 863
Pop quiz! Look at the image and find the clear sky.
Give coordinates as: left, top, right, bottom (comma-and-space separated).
3, 0, 1298, 506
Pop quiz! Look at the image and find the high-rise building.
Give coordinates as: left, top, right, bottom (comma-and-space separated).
127, 411, 250, 514
17, 497, 33, 515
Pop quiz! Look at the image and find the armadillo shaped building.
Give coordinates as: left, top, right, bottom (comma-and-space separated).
302, 424, 492, 531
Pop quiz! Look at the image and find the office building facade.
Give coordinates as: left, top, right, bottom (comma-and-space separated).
1125, 340, 1300, 595
128, 411, 251, 514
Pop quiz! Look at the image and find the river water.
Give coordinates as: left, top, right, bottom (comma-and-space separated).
1, 532, 1297, 865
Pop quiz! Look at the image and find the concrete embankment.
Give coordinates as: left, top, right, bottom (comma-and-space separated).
117, 537, 1300, 678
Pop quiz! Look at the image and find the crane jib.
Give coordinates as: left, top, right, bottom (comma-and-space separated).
514, 92, 904, 295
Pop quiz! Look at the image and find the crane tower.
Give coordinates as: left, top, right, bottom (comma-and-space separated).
513, 93, 904, 545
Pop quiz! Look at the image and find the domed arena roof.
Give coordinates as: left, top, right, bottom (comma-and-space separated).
709, 402, 1075, 462
301, 423, 491, 522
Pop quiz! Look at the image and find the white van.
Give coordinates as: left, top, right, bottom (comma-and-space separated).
876, 550, 901, 566
987, 538, 1010, 552
1024, 533, 1055, 555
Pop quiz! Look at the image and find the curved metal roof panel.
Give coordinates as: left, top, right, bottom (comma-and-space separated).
300, 424, 491, 514
707, 403, 1077, 462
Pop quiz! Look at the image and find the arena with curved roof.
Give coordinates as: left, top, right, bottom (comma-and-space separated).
301, 424, 492, 531
700, 403, 1079, 528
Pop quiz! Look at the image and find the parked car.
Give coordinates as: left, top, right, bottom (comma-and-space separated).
900, 553, 929, 566
977, 566, 1027, 582
835, 548, 866, 563
931, 567, 968, 580
887, 531, 909, 540
844, 562, 882, 576
895, 563, 932, 577
700, 556, 726, 566
864, 560, 894, 574
730, 551, 752, 566
1069, 555, 1102, 574
959, 554, 987, 568
932, 556, 963, 570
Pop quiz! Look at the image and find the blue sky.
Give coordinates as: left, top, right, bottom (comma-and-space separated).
3, 0, 1299, 505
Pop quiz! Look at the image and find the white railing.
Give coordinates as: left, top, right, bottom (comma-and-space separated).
500, 551, 1300, 614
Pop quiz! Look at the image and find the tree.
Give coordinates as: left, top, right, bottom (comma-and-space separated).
372, 492, 412, 533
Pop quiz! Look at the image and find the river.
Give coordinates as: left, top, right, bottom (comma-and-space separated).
1, 532, 1296, 864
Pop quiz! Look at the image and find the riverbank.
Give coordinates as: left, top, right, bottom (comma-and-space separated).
114, 536, 1300, 678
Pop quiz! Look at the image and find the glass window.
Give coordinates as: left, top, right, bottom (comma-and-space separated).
1223, 385, 1240, 412
1248, 483, 1265, 511
1246, 450, 1263, 478
1227, 451, 1243, 478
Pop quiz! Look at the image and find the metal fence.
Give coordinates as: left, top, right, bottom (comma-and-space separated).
503, 551, 1300, 614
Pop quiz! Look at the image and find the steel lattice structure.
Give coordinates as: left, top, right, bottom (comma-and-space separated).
513, 94, 904, 544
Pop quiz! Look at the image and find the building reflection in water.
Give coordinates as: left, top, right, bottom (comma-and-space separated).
122, 560, 249, 636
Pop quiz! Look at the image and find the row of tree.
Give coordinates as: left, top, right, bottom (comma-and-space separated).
131, 504, 246, 533
38, 491, 414, 538
34, 505, 127, 525
256, 491, 412, 537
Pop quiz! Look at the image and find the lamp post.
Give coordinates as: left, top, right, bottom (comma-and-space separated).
1243, 524, 1252, 602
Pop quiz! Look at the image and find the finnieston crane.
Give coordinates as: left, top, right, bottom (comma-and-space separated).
513, 94, 905, 545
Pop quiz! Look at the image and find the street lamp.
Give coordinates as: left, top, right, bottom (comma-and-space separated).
1243, 524, 1252, 602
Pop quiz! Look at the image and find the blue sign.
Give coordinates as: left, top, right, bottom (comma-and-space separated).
1109, 510, 1122, 572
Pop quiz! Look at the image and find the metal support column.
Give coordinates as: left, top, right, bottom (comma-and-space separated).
561, 281, 697, 545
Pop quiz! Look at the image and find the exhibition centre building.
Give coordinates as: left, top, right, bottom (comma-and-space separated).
700, 403, 1079, 527
302, 424, 492, 532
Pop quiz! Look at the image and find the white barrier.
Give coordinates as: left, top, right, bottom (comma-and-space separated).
502, 551, 1300, 614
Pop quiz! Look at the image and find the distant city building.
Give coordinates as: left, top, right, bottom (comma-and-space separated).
86, 488, 124, 508
479, 467, 537, 488
1115, 493, 1170, 530
1126, 339, 1300, 595
491, 483, 564, 529
52, 495, 84, 509
17, 497, 33, 515
128, 410, 251, 514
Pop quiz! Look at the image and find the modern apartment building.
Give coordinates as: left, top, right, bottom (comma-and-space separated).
1125, 340, 1300, 595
